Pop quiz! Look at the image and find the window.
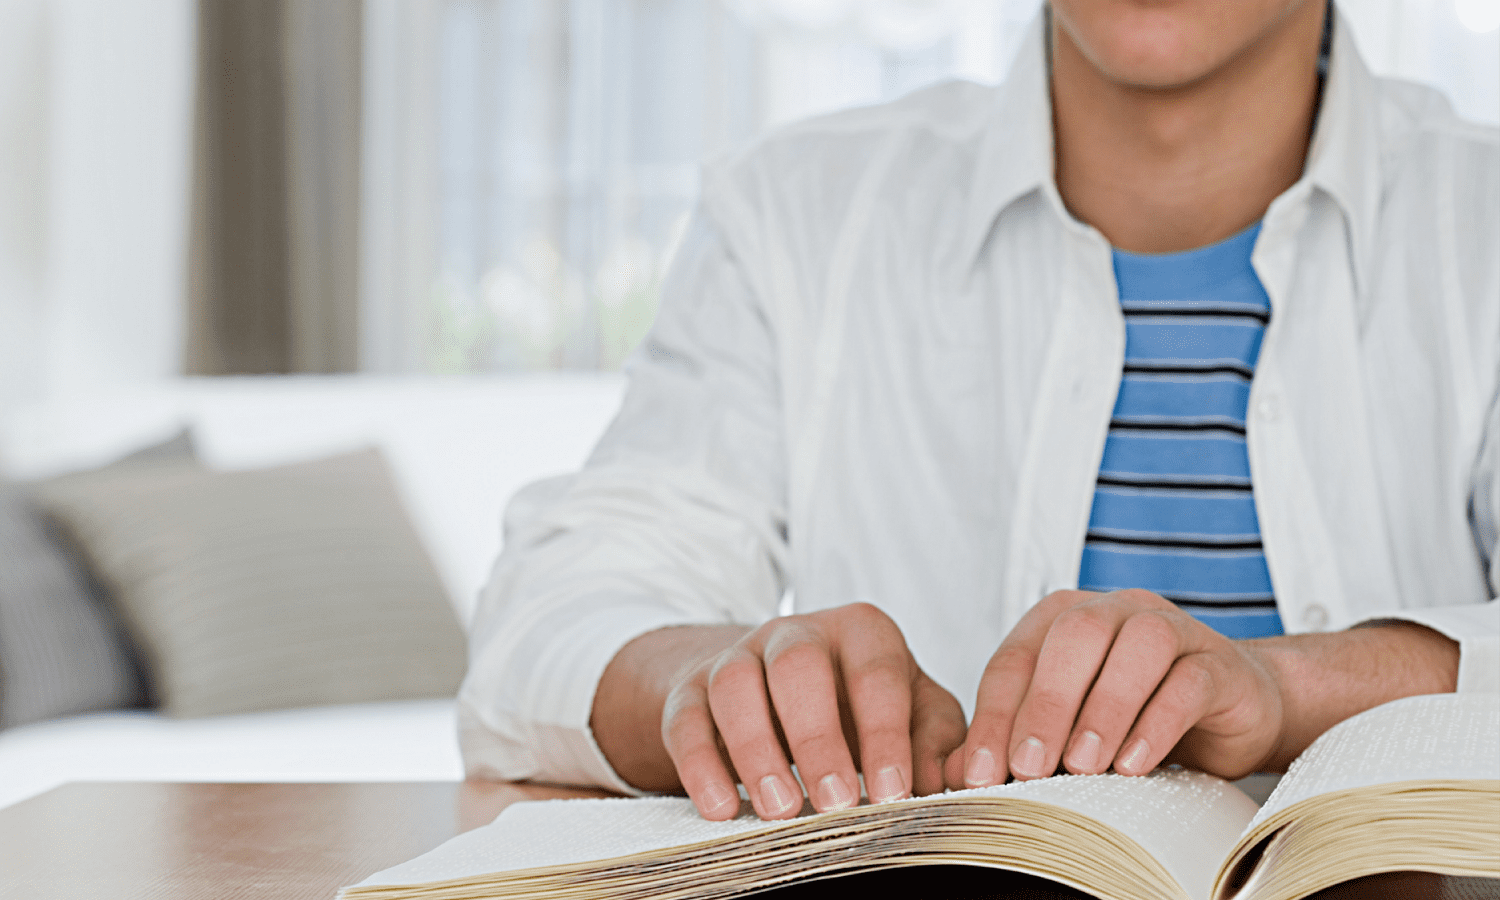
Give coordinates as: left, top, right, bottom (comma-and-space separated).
361, 0, 1499, 374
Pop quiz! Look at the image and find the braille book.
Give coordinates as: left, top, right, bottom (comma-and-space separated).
341, 693, 1498, 900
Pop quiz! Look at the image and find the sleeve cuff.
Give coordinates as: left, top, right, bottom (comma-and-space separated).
459, 593, 716, 794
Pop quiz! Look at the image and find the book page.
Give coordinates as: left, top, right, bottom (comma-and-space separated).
968, 770, 1258, 900
1247, 692, 1500, 832
348, 769, 1257, 899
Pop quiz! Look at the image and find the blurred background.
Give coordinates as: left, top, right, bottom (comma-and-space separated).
0, 0, 1496, 412
0, 0, 1495, 811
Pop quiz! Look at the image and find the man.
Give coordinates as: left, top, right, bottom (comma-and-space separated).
459, 0, 1500, 822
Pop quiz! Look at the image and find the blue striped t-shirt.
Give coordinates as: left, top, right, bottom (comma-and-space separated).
1078, 224, 1284, 639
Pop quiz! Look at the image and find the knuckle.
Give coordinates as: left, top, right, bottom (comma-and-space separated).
763, 637, 827, 681
858, 720, 910, 751
1173, 655, 1218, 697
754, 616, 809, 648
1035, 687, 1077, 718
1024, 687, 1076, 723
846, 659, 907, 698
842, 601, 887, 623
661, 680, 700, 721
1040, 589, 1087, 608
838, 602, 899, 639
661, 705, 709, 753
707, 652, 761, 692
1117, 587, 1166, 609
985, 644, 1037, 678
786, 723, 848, 760
1125, 610, 1179, 651
1056, 605, 1115, 640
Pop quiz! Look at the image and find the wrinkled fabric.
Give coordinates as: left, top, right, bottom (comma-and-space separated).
460, 11, 1500, 793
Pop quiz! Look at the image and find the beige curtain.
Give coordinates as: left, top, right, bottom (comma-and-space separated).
187, 0, 362, 375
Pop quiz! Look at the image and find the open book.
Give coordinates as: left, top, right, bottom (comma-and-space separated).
341, 693, 1499, 900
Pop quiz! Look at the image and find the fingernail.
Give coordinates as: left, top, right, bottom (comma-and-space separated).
964, 747, 998, 787
758, 774, 796, 816
702, 780, 738, 815
1012, 737, 1047, 779
1065, 730, 1102, 773
1117, 738, 1151, 775
816, 773, 855, 811
868, 766, 907, 804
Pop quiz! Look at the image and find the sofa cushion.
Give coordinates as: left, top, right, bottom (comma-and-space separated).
32, 448, 466, 718
0, 434, 195, 728
0, 488, 150, 728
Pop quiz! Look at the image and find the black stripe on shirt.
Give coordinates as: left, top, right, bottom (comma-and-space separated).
1095, 474, 1254, 492
1123, 362, 1256, 380
1085, 531, 1265, 552
1165, 596, 1280, 611
1108, 419, 1248, 437
1122, 306, 1271, 325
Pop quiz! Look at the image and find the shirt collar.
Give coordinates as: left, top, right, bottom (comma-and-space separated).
961, 8, 1384, 283
959, 11, 1054, 268
1296, 8, 1382, 293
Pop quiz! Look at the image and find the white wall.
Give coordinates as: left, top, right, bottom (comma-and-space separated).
0, 0, 195, 415
0, 0, 50, 413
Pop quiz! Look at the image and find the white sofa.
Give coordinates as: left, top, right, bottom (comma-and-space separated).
0, 374, 625, 810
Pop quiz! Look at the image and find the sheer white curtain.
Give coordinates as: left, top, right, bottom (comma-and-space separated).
0, 0, 196, 412
360, 0, 1499, 374
429, 1, 759, 371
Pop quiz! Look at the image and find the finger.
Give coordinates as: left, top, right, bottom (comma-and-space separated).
662, 680, 743, 820
910, 674, 967, 797
706, 646, 803, 819
827, 604, 922, 804
1006, 600, 1130, 780
951, 641, 1035, 788
1113, 652, 1220, 775
762, 624, 860, 813
950, 591, 1095, 789
1062, 610, 1182, 774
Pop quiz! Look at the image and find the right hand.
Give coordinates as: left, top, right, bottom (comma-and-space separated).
662, 602, 966, 821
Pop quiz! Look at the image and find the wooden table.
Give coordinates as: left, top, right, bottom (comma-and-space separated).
0, 782, 602, 900
0, 782, 1492, 900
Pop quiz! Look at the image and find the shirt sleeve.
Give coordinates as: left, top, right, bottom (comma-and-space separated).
458, 202, 790, 792
1352, 380, 1500, 695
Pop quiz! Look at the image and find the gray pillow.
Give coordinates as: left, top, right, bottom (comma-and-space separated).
0, 432, 193, 729
0, 487, 150, 728
32, 448, 466, 718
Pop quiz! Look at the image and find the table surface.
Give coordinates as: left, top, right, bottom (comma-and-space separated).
0, 782, 1493, 900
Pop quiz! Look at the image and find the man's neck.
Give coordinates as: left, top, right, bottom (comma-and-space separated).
1050, 3, 1326, 254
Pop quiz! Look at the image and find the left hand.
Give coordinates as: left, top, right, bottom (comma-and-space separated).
945, 589, 1285, 787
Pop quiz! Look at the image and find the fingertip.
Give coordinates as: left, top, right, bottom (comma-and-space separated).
1064, 729, 1104, 774
814, 771, 859, 811
755, 773, 801, 819
963, 746, 1000, 787
1009, 736, 1047, 780
1115, 737, 1153, 776
866, 765, 908, 804
694, 780, 741, 820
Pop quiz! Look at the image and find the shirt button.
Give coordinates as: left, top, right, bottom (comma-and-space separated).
1301, 604, 1329, 631
1257, 395, 1281, 421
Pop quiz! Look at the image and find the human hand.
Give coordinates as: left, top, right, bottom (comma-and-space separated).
945, 589, 1284, 788
662, 602, 966, 821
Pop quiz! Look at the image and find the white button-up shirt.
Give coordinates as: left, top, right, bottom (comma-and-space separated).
460, 12, 1500, 793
